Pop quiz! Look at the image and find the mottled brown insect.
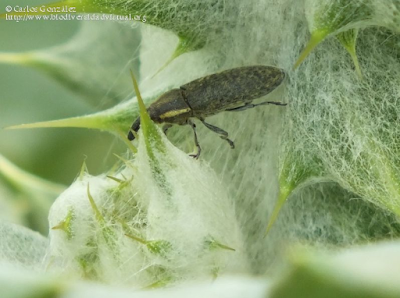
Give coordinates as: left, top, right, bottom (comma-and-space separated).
128, 65, 286, 158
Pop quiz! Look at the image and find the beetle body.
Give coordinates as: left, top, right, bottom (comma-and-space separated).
128, 65, 286, 157
181, 65, 284, 116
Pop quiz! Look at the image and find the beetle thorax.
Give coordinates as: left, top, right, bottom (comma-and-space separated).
148, 88, 193, 125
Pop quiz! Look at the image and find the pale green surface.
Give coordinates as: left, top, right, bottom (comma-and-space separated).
0, 1, 126, 185
0, 1, 131, 233
1, 0, 400, 296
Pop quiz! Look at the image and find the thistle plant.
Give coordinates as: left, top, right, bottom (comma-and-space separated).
2, 0, 400, 297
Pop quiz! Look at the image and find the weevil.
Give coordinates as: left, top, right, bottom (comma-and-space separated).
127, 65, 286, 158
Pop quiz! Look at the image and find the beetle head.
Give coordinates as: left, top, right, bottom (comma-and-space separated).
127, 116, 141, 140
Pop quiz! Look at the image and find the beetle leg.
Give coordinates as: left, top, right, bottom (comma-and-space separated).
162, 124, 173, 135
226, 101, 287, 112
187, 120, 201, 159
199, 119, 235, 149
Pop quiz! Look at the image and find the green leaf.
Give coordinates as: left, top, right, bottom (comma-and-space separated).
51, 208, 75, 240
271, 242, 400, 298
266, 152, 325, 235
0, 22, 140, 106
1, 0, 222, 63
125, 233, 172, 258
205, 236, 235, 252
295, 0, 372, 68
130, 71, 173, 196
87, 184, 119, 256
336, 29, 363, 79
0, 154, 65, 234
146, 240, 172, 257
